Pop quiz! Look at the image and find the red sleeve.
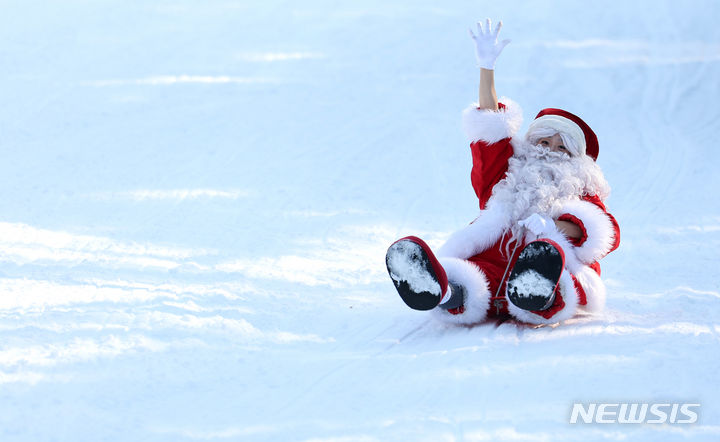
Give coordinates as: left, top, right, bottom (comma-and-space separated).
470, 138, 513, 209
557, 213, 589, 247
580, 194, 621, 254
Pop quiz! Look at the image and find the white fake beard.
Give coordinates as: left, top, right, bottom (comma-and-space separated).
490, 141, 610, 246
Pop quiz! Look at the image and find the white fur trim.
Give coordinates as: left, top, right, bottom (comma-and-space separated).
462, 97, 523, 144
506, 270, 579, 325
431, 258, 490, 325
558, 199, 617, 264
436, 202, 511, 260
574, 266, 606, 313
527, 115, 586, 156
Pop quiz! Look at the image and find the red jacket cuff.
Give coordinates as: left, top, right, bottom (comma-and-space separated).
558, 213, 588, 247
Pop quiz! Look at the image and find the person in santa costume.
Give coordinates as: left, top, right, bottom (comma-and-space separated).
385, 19, 620, 325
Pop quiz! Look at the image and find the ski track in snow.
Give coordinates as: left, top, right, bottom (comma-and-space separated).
1, 1, 719, 441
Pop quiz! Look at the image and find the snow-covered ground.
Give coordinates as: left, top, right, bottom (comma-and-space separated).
1, 1, 719, 440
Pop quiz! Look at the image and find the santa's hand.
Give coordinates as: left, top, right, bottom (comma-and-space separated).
469, 18, 511, 70
519, 214, 555, 236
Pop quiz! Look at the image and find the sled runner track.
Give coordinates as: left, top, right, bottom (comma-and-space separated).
375, 321, 432, 354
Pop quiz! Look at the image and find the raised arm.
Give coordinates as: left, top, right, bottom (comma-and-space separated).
469, 19, 510, 111
478, 68, 498, 111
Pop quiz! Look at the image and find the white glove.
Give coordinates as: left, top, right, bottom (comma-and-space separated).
519, 214, 555, 237
469, 18, 511, 70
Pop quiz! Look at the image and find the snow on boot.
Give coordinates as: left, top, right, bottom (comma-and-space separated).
506, 239, 565, 311
385, 236, 449, 311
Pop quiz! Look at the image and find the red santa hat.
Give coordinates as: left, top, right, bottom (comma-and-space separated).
527, 108, 599, 161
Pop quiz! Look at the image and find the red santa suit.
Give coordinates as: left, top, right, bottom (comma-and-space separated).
430, 98, 620, 325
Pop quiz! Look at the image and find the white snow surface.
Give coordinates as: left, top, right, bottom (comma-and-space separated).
386, 240, 442, 296
1, 1, 720, 441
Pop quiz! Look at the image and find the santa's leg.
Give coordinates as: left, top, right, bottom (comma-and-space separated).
385, 237, 491, 323
430, 257, 493, 325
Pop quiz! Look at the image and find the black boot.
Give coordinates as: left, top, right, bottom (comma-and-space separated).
506, 240, 565, 311
386, 236, 448, 311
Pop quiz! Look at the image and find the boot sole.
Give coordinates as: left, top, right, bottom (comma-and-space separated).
506, 240, 565, 311
386, 237, 446, 311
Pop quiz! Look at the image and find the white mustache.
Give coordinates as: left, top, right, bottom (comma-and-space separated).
531, 144, 570, 161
